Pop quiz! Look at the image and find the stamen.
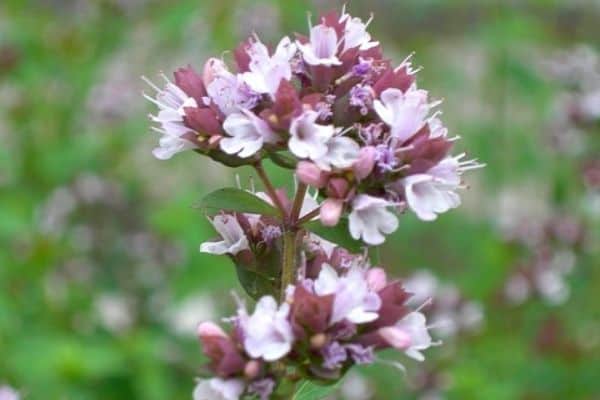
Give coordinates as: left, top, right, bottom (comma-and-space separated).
365, 13, 375, 28
141, 76, 162, 93
306, 11, 313, 31
415, 297, 433, 313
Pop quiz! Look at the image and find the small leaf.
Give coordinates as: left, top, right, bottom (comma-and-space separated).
234, 265, 277, 300
304, 218, 362, 252
197, 188, 280, 217
292, 380, 340, 400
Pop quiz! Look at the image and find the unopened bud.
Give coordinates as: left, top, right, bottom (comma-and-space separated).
244, 360, 261, 379
366, 267, 387, 292
296, 161, 328, 188
310, 333, 328, 350
320, 198, 344, 227
353, 146, 377, 180
326, 177, 350, 199
197, 321, 227, 339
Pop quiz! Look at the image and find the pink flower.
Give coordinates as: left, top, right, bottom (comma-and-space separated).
143, 74, 198, 160
348, 195, 399, 245
220, 109, 279, 158
237, 296, 294, 361
339, 11, 379, 52
205, 60, 260, 116
289, 110, 336, 160
379, 312, 433, 361
241, 36, 297, 97
314, 136, 360, 171
297, 24, 342, 66
401, 154, 482, 221
373, 87, 432, 142
313, 264, 381, 324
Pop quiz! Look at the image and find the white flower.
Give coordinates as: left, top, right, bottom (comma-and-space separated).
297, 24, 342, 66
143, 74, 198, 160
242, 36, 297, 97
220, 109, 279, 158
238, 296, 294, 361
314, 136, 360, 171
193, 378, 244, 400
374, 88, 431, 142
401, 154, 482, 221
289, 110, 336, 160
314, 264, 381, 324
348, 194, 399, 245
339, 11, 379, 52
380, 311, 433, 361
200, 214, 249, 255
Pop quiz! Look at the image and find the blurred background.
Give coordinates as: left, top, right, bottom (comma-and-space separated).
1, 0, 599, 399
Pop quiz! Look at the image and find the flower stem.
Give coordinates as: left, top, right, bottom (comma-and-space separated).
254, 161, 287, 220
289, 182, 307, 225
280, 228, 298, 301
295, 207, 320, 226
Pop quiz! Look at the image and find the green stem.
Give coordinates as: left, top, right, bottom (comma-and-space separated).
280, 229, 298, 301
289, 183, 308, 225
295, 206, 320, 226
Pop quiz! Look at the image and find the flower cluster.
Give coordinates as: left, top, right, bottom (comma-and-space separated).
144, 8, 482, 245
503, 215, 583, 306
194, 257, 435, 400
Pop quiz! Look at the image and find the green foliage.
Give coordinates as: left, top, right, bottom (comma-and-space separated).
197, 188, 280, 217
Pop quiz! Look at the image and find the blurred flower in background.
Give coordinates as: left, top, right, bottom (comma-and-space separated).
1, 0, 599, 399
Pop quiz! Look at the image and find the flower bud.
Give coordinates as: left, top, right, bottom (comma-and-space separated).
366, 267, 388, 292
197, 321, 227, 339
320, 198, 344, 227
244, 360, 261, 379
353, 146, 377, 180
326, 177, 350, 199
310, 333, 328, 350
202, 58, 227, 87
296, 161, 328, 188
378, 326, 412, 349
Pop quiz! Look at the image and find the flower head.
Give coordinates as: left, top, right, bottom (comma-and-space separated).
348, 195, 399, 245
297, 24, 342, 66
237, 296, 294, 361
143, 74, 198, 160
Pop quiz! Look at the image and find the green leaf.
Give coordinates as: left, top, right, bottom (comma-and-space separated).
292, 380, 340, 400
304, 218, 362, 252
197, 188, 280, 217
234, 264, 277, 300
